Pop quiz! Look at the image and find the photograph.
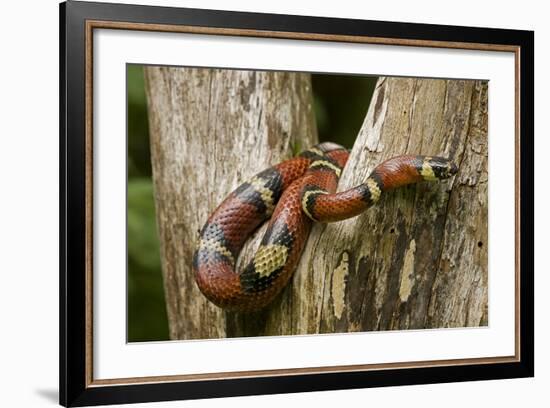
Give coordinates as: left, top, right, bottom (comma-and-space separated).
2, 0, 545, 405
127, 65, 488, 342
57, 1, 534, 405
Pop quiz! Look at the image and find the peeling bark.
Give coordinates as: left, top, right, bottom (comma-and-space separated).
145, 71, 488, 339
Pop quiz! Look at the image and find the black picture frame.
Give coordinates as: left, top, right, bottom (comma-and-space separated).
60, 1, 534, 406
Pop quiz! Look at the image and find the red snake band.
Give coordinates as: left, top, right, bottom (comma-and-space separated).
193, 142, 458, 311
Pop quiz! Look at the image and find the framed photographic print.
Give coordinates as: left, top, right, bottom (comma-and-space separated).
60, 0, 534, 406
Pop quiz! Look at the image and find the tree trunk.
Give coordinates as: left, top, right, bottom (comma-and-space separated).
145, 70, 488, 339
296, 77, 489, 334
144, 67, 318, 339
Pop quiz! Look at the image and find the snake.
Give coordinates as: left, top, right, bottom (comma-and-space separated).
193, 142, 458, 312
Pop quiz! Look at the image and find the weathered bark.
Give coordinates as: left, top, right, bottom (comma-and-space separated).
296, 78, 489, 334
145, 70, 488, 340
144, 67, 318, 339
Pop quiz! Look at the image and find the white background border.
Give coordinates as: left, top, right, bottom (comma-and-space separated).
94, 29, 515, 380
3, 1, 548, 407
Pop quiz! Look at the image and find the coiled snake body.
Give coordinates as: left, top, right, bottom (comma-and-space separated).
193, 142, 457, 311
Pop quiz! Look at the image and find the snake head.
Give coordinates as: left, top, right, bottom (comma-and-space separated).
418, 156, 458, 181
423, 156, 459, 180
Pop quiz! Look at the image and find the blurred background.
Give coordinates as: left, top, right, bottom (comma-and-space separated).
127, 65, 377, 342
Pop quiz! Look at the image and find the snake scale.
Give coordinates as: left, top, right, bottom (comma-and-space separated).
193, 142, 458, 311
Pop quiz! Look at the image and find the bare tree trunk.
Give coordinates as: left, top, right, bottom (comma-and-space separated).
146, 70, 488, 339
144, 67, 318, 339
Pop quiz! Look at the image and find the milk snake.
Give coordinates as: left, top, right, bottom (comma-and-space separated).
193, 142, 458, 311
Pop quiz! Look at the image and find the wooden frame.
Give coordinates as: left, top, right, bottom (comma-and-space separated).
60, 1, 534, 406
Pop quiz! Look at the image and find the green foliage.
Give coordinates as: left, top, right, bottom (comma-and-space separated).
127, 178, 169, 342
127, 65, 152, 178
128, 179, 162, 271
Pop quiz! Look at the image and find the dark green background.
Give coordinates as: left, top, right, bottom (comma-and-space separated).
127, 65, 377, 342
